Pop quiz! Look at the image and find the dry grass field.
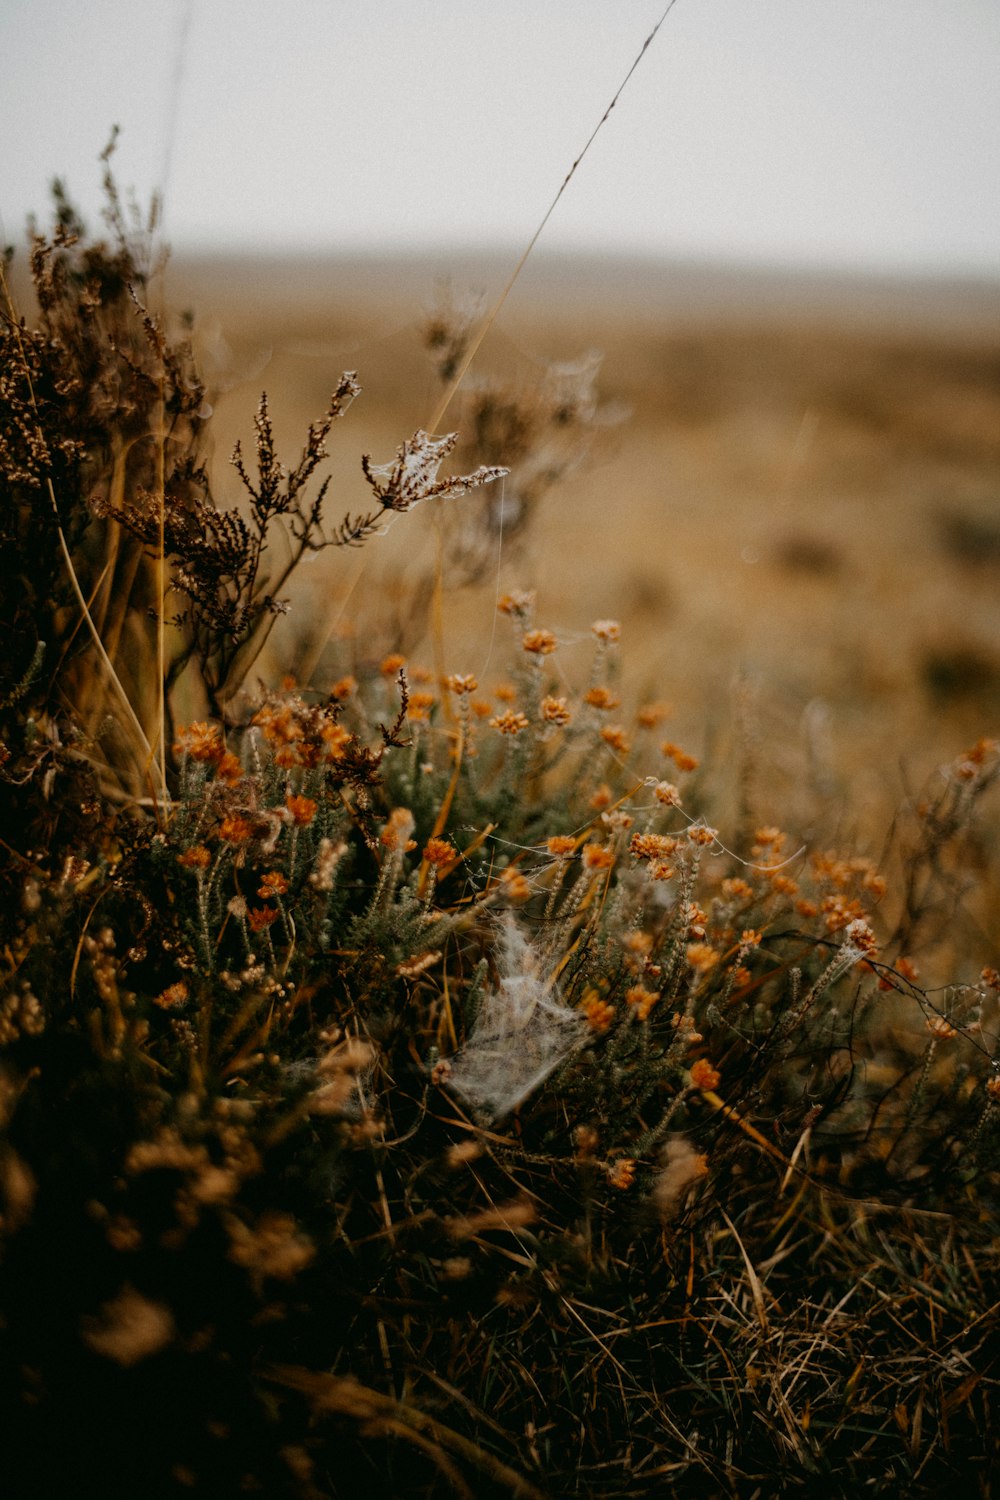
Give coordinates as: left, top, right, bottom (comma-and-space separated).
5, 220, 1000, 1497
170, 251, 1000, 830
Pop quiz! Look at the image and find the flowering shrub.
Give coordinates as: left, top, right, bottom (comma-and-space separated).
0, 172, 998, 1499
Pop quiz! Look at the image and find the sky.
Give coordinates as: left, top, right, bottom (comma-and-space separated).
1, 0, 999, 276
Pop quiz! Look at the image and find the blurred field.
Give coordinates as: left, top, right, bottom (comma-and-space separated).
167, 251, 999, 829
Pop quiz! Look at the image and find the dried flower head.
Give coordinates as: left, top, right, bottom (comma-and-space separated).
219, 815, 254, 846
580, 989, 615, 1034
177, 845, 212, 870
497, 590, 535, 618
174, 722, 224, 763
285, 794, 318, 826
662, 742, 699, 773
686, 943, 720, 975
490, 709, 530, 736
606, 1157, 636, 1190
522, 628, 557, 656
600, 725, 630, 755
625, 984, 659, 1021
583, 843, 615, 871
541, 695, 572, 726
423, 837, 455, 868
361, 429, 507, 515
689, 1058, 721, 1091
637, 700, 671, 728
585, 686, 620, 711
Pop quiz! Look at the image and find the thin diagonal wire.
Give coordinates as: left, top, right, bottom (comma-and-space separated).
426, 0, 681, 435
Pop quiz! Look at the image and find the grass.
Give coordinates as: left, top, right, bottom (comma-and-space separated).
0, 155, 999, 1500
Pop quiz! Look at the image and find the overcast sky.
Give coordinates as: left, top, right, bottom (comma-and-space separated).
2, 0, 998, 275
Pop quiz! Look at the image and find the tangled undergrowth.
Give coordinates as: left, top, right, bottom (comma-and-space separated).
1, 167, 999, 1499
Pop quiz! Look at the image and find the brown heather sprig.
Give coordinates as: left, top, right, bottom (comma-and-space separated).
335, 429, 508, 549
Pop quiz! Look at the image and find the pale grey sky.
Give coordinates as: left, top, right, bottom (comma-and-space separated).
2, 0, 998, 274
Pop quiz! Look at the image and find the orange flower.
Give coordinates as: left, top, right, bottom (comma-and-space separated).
216, 751, 243, 784
330, 675, 357, 700
682, 901, 708, 938
879, 955, 920, 991
177, 845, 211, 870
686, 825, 718, 847
174, 721, 223, 763
769, 873, 799, 896
981, 967, 1000, 991
546, 835, 577, 858
500, 867, 531, 902
381, 808, 415, 851
522, 628, 557, 655
690, 1058, 721, 1091
286, 794, 317, 826
258, 871, 289, 900
605, 1157, 636, 1190
583, 843, 615, 871
600, 725, 630, 755
219, 814, 254, 846
686, 943, 720, 975
446, 673, 478, 695
637, 700, 670, 728
154, 982, 189, 1010
541, 695, 572, 726
248, 905, 279, 932
490, 709, 529, 736
321, 721, 351, 760
380, 653, 406, 676
654, 781, 681, 807
580, 990, 615, 1033
584, 686, 620, 711
721, 877, 753, 900
407, 690, 437, 722
844, 917, 878, 957
589, 784, 612, 810
423, 837, 455, 867
625, 984, 659, 1021
630, 832, 678, 861
623, 930, 653, 956
497, 590, 535, 617
591, 619, 621, 643
274, 745, 304, 769
661, 741, 699, 772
